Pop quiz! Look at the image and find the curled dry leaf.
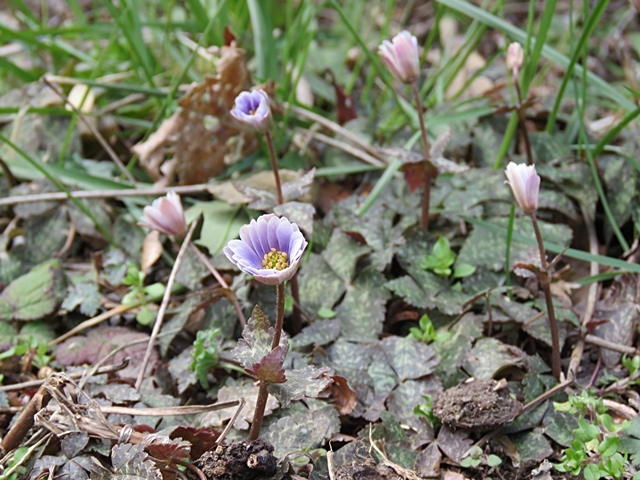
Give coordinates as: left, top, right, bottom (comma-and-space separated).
141, 230, 163, 272
132, 45, 258, 185
330, 375, 357, 415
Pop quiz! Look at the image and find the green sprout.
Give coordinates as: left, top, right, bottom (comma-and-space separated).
190, 328, 222, 389
418, 237, 476, 279
409, 314, 450, 344
460, 445, 502, 468
121, 263, 165, 326
414, 394, 439, 428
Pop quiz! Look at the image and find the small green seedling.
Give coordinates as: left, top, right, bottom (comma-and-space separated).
460, 446, 502, 468
554, 391, 632, 479
121, 264, 165, 325
414, 394, 439, 428
409, 314, 450, 344
0, 336, 51, 369
419, 237, 476, 279
190, 328, 222, 388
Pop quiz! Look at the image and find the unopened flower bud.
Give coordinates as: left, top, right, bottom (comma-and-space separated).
140, 191, 187, 237
506, 42, 524, 79
504, 162, 540, 214
230, 89, 272, 133
378, 31, 420, 84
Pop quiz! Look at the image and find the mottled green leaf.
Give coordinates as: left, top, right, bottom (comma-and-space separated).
292, 319, 340, 348
433, 313, 484, 387
0, 260, 66, 321
263, 405, 340, 458
62, 282, 101, 317
231, 305, 288, 370
381, 336, 440, 382
337, 268, 390, 341
268, 365, 332, 407
462, 337, 526, 380
187, 201, 246, 255
509, 430, 554, 463
298, 253, 346, 313
322, 230, 371, 281
273, 201, 315, 236
543, 408, 579, 447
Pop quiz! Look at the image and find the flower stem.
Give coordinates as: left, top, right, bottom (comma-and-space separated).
530, 213, 561, 380
248, 381, 269, 441
189, 242, 246, 327
411, 82, 433, 230
264, 129, 302, 332
264, 130, 284, 205
514, 81, 534, 166
272, 283, 285, 349
135, 217, 200, 391
247, 283, 286, 441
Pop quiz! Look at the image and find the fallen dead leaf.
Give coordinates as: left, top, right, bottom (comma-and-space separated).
141, 230, 163, 273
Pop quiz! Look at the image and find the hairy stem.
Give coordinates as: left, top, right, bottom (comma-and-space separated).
247, 283, 286, 441
514, 81, 534, 166
248, 381, 269, 441
412, 82, 433, 230
264, 130, 284, 205
530, 213, 561, 380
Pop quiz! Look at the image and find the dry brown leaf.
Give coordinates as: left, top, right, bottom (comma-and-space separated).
132, 45, 259, 185
141, 230, 163, 272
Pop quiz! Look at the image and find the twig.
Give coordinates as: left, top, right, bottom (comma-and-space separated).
217, 398, 245, 445
135, 217, 199, 390
310, 131, 385, 167
0, 359, 129, 392
288, 104, 386, 163
49, 304, 135, 346
585, 334, 637, 355
42, 75, 138, 185
0, 183, 215, 208
190, 243, 246, 327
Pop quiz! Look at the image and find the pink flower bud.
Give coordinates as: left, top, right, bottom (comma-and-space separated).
506, 42, 524, 79
378, 31, 420, 84
140, 191, 188, 237
504, 162, 540, 214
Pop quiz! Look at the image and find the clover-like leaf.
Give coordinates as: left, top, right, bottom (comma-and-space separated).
267, 365, 333, 407
92, 443, 162, 480
249, 346, 286, 383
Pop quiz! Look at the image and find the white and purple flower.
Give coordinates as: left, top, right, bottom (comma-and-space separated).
378, 31, 420, 84
224, 214, 307, 285
139, 191, 187, 237
230, 89, 272, 133
505, 162, 540, 214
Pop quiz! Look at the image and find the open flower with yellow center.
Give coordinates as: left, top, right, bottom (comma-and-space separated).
224, 214, 307, 285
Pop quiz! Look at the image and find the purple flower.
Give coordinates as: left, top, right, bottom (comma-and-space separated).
139, 191, 187, 237
378, 31, 420, 84
224, 214, 307, 285
230, 89, 272, 133
504, 162, 540, 214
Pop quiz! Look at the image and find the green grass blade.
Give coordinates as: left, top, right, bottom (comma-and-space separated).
520, 0, 557, 97
247, 0, 277, 80
0, 134, 115, 244
356, 159, 402, 216
493, 112, 519, 169
462, 216, 640, 273
592, 106, 640, 158
545, 0, 610, 132
436, 0, 635, 110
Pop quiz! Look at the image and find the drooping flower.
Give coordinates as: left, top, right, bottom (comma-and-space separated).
230, 89, 272, 133
224, 214, 307, 285
504, 162, 540, 214
506, 42, 524, 79
140, 191, 188, 237
378, 30, 420, 84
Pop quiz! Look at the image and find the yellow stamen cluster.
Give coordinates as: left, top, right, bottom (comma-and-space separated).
262, 248, 289, 271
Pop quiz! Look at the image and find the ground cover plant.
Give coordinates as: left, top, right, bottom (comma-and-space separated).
2, 0, 640, 479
